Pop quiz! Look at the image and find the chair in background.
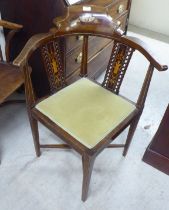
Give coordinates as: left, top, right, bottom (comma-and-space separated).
13, 6, 167, 201
0, 19, 24, 105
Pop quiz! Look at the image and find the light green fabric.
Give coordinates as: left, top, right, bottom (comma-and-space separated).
36, 78, 135, 148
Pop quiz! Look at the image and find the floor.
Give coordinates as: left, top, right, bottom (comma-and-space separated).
1, 26, 169, 210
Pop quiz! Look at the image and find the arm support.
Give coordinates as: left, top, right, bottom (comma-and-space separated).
0, 20, 23, 30
122, 36, 168, 71
13, 33, 53, 67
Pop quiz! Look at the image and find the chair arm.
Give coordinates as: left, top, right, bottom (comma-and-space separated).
122, 36, 168, 71
0, 20, 23, 62
13, 33, 53, 67
0, 20, 23, 30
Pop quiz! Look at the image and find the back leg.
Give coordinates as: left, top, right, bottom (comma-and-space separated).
29, 116, 41, 157
123, 115, 141, 157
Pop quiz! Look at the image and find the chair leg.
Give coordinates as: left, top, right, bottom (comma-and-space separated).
29, 116, 41, 157
123, 115, 141, 157
81, 154, 95, 202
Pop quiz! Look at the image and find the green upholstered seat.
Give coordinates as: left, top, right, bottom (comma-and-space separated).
36, 78, 136, 149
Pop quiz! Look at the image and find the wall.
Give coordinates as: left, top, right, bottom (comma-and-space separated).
129, 0, 169, 36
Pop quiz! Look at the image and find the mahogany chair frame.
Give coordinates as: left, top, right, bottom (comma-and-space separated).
13, 6, 167, 201
0, 19, 24, 106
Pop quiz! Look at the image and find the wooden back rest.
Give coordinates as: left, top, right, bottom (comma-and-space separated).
13, 5, 167, 110
39, 35, 135, 95
102, 41, 134, 94
40, 38, 66, 93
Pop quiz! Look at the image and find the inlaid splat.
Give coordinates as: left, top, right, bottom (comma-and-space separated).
103, 42, 135, 94
41, 40, 66, 93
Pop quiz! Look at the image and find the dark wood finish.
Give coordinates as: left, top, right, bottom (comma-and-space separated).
66, 36, 110, 76
0, 20, 22, 30
103, 41, 135, 94
0, 0, 132, 97
0, 63, 23, 104
64, 1, 130, 83
0, 20, 24, 163
0, 20, 24, 105
0, 19, 23, 62
80, 35, 88, 77
82, 154, 96, 201
143, 104, 169, 175
13, 5, 167, 201
0, 0, 67, 97
40, 144, 71, 149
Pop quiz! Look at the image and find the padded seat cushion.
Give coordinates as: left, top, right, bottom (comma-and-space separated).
36, 78, 136, 148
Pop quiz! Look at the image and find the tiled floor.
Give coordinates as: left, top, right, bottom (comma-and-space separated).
0, 26, 169, 210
